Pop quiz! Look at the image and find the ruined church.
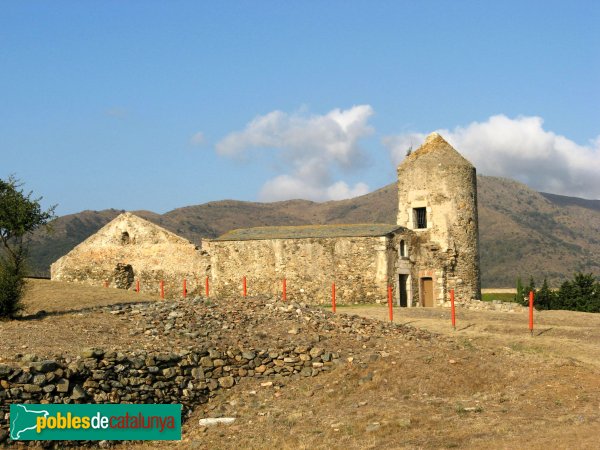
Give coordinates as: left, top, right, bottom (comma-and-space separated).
51, 133, 481, 306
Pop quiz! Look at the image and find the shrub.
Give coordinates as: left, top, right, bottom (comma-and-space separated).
0, 176, 56, 319
515, 276, 536, 307
0, 258, 26, 318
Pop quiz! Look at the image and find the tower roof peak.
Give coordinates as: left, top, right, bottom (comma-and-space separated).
424, 132, 446, 145
400, 132, 473, 168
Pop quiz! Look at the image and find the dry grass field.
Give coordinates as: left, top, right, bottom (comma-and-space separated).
2, 280, 600, 449
0, 279, 160, 364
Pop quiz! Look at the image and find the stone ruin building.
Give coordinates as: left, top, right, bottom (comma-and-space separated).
50, 212, 209, 294
51, 132, 481, 306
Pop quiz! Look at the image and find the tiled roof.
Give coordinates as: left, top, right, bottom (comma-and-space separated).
214, 223, 405, 241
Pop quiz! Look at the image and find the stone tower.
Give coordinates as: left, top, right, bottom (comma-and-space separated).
396, 132, 481, 305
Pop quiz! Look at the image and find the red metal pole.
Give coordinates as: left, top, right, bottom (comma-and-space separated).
183, 279, 187, 298
283, 278, 287, 302
243, 276, 247, 298
529, 290, 534, 335
388, 285, 393, 322
136, 279, 140, 293
450, 289, 456, 330
332, 282, 336, 313
205, 276, 209, 298
160, 280, 164, 300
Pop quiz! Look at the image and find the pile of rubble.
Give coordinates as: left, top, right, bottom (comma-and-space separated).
0, 296, 435, 445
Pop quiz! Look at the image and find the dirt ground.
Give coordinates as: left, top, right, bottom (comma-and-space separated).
2, 280, 600, 449
152, 304, 600, 450
348, 304, 600, 369
0, 279, 162, 364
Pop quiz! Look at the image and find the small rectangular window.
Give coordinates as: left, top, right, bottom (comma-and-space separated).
413, 207, 427, 229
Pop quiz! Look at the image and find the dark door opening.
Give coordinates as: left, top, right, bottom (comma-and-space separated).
421, 277, 434, 307
114, 263, 134, 289
399, 274, 408, 307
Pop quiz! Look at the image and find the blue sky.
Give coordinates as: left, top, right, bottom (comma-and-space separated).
1, 1, 599, 216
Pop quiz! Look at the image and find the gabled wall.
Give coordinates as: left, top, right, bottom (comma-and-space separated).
51, 213, 210, 298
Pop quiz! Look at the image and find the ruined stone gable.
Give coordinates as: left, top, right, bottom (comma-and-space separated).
51, 212, 210, 297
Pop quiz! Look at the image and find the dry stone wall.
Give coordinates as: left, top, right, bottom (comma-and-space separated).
209, 235, 396, 304
0, 344, 340, 445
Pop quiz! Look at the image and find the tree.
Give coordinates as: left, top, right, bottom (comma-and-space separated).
514, 277, 525, 304
555, 273, 600, 313
0, 176, 56, 318
521, 276, 536, 307
535, 278, 554, 310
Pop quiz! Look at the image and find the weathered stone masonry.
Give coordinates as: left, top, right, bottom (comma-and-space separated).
51, 213, 211, 299
208, 224, 409, 305
396, 133, 481, 305
51, 132, 481, 307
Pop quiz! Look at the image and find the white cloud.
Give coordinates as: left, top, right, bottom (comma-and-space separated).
190, 131, 206, 146
383, 115, 600, 199
258, 177, 370, 202
216, 105, 374, 201
326, 181, 370, 200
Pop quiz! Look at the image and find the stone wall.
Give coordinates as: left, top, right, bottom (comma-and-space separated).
0, 346, 340, 444
209, 235, 399, 305
51, 213, 211, 299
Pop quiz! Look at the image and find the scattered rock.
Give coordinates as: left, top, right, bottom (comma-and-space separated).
366, 422, 381, 432
56, 378, 69, 393
71, 385, 87, 400
81, 348, 104, 359
0, 295, 432, 440
218, 376, 235, 389
198, 417, 236, 426
0, 365, 11, 378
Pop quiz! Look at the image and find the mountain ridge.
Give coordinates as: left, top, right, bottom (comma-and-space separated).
26, 175, 600, 288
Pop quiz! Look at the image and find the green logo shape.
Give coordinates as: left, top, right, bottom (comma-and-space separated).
10, 404, 181, 441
